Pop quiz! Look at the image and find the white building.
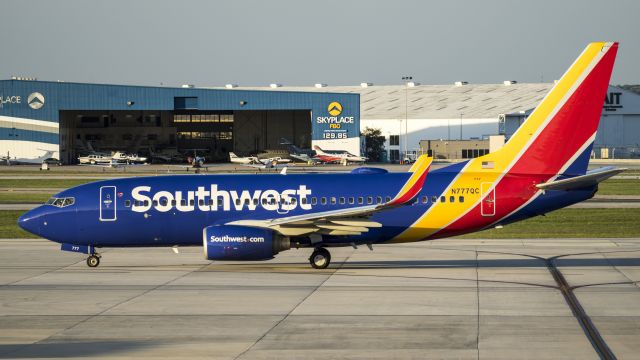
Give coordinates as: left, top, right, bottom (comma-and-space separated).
231, 82, 640, 160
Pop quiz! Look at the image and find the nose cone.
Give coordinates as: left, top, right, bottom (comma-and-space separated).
18, 207, 43, 236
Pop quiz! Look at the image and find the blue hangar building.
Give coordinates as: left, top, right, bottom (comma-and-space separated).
0, 79, 360, 164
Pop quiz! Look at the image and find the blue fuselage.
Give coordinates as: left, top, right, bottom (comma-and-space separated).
18, 163, 595, 248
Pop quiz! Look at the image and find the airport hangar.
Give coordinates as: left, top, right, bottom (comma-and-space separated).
247, 82, 640, 161
0, 79, 360, 164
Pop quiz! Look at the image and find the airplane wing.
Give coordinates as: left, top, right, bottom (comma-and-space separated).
227, 155, 433, 236
536, 166, 626, 191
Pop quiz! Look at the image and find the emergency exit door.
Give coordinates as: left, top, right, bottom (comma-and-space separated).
481, 183, 495, 216
100, 186, 117, 221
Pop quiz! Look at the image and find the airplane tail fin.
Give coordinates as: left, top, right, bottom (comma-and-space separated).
489, 42, 618, 176
312, 145, 325, 154
229, 152, 238, 159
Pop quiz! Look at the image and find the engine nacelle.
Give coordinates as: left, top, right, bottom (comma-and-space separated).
203, 225, 290, 261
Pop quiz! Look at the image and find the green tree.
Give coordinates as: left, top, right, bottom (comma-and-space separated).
362, 127, 386, 162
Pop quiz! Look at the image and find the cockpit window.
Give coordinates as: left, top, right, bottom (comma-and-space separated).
46, 197, 75, 208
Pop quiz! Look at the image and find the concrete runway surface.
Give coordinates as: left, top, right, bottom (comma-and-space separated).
1, 238, 639, 359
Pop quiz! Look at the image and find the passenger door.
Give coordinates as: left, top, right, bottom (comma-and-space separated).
480, 182, 495, 217
99, 186, 117, 221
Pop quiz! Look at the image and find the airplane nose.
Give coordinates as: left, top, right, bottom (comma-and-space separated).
18, 208, 42, 236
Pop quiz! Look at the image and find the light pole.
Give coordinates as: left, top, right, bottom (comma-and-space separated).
402, 76, 412, 160
460, 113, 463, 140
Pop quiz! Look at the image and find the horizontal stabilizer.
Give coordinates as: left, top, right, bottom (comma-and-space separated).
536, 167, 626, 191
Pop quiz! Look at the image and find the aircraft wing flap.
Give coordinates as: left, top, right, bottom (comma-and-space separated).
536, 167, 626, 191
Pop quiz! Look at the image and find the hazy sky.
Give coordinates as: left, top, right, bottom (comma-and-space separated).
1, 0, 638, 87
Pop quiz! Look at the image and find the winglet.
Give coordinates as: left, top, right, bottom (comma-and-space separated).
390, 155, 432, 205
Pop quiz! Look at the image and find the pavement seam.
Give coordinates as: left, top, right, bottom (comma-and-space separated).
601, 251, 640, 291
548, 254, 617, 360
232, 249, 354, 360
475, 248, 480, 360
5, 254, 100, 286
1, 261, 211, 358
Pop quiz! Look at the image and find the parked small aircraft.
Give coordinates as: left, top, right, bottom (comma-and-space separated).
313, 146, 366, 164
229, 152, 291, 166
229, 152, 259, 165
280, 139, 319, 163
2, 150, 57, 165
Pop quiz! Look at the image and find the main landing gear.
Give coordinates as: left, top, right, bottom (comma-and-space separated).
86, 254, 101, 268
309, 247, 331, 269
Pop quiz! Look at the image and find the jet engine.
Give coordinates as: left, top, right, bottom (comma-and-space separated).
203, 225, 290, 261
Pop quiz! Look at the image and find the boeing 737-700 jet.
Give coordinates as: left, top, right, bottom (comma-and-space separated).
18, 42, 624, 269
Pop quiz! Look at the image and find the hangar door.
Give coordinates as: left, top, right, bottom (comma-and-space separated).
233, 110, 311, 155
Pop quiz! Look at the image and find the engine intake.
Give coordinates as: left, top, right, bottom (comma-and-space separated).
203, 225, 290, 261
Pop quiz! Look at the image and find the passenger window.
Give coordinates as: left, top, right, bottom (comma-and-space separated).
432, 196, 437, 203
440, 196, 446, 203
459, 196, 464, 203
235, 199, 241, 205
181, 199, 187, 206
160, 199, 168, 206
349, 197, 355, 204
321, 197, 327, 205
339, 197, 345, 204
450, 196, 455, 203
301, 198, 308, 205
385, 196, 391, 203
254, 199, 259, 205
291, 198, 297, 205
189, 199, 195, 206
172, 200, 177, 206
124, 200, 131, 207
422, 196, 428, 204
144, 200, 149, 207
376, 196, 382, 204
367, 196, 373, 204
358, 196, 364, 204
152, 200, 158, 206
311, 197, 317, 205
330, 197, 337, 205
262, 198, 268, 205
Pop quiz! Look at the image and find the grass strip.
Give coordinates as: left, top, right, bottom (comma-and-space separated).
456, 208, 640, 238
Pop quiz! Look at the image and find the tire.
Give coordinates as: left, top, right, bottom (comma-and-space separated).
86, 255, 100, 268
309, 248, 331, 269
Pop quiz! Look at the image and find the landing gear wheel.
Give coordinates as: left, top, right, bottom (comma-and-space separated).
86, 254, 100, 268
309, 248, 331, 269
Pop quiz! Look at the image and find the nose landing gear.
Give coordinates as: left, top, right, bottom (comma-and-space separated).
309, 247, 331, 269
86, 254, 101, 268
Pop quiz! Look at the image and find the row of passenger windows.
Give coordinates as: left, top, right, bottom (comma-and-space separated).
123, 195, 466, 208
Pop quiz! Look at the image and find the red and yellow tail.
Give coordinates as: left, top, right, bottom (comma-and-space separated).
494, 42, 618, 176
394, 42, 618, 242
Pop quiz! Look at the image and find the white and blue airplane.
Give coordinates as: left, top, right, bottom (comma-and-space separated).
18, 42, 624, 269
